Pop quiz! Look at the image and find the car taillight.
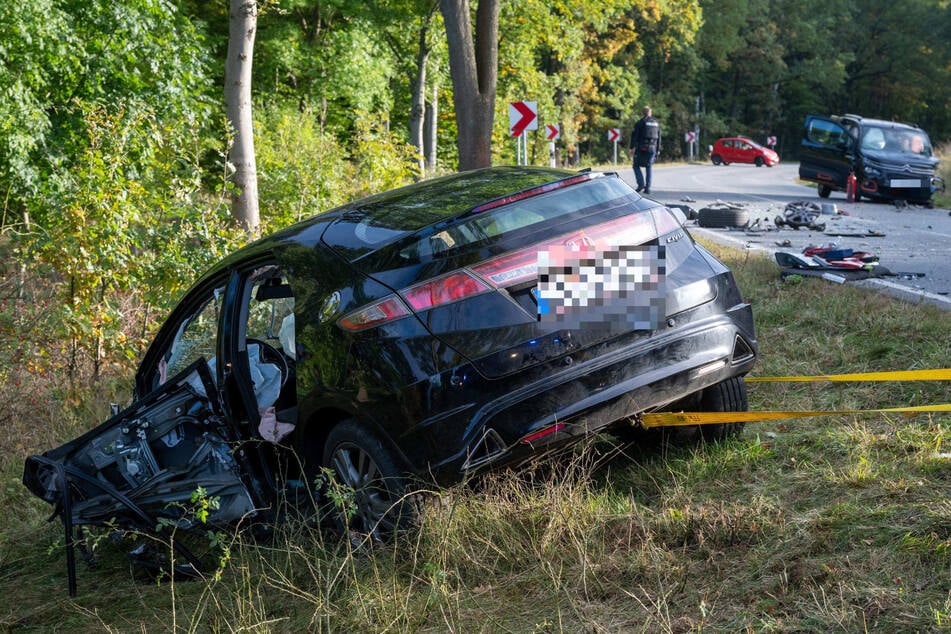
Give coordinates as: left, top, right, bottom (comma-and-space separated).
401, 271, 491, 311
338, 296, 411, 331
471, 250, 539, 288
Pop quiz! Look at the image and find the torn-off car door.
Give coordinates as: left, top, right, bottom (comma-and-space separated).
22, 359, 260, 595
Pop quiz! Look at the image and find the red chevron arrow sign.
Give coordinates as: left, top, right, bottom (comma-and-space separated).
545, 124, 560, 140
607, 128, 620, 142
509, 101, 538, 136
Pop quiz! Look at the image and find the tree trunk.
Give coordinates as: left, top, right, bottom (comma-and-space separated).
225, 0, 260, 233
440, 0, 499, 171
425, 74, 439, 172
410, 26, 430, 178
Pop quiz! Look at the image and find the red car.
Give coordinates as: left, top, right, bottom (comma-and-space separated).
711, 137, 779, 167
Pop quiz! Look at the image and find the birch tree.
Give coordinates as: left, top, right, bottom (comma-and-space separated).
225, 0, 260, 232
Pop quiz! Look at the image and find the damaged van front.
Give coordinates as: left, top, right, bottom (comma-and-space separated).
799, 114, 943, 204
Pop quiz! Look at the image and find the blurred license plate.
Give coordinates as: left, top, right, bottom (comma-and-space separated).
890, 178, 922, 188
535, 245, 666, 330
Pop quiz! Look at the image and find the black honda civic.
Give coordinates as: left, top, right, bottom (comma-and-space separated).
24, 166, 756, 571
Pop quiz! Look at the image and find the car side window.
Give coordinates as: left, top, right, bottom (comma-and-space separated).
161, 287, 224, 384
247, 274, 296, 358
807, 119, 848, 147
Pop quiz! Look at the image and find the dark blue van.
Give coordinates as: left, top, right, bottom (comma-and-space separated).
799, 114, 942, 204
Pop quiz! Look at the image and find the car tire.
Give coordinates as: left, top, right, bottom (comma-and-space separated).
754, 157, 765, 167
711, 155, 723, 166
697, 376, 748, 442
817, 184, 832, 198
697, 204, 750, 228
322, 419, 416, 541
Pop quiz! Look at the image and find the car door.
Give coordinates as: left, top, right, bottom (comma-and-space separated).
799, 116, 853, 189
737, 139, 758, 163
22, 265, 293, 534
719, 139, 735, 163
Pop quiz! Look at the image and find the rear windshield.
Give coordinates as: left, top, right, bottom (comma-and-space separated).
399, 177, 636, 260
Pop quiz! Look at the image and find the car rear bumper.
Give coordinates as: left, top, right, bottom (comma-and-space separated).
404, 289, 756, 484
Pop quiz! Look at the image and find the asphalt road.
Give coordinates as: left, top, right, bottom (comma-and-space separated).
612, 161, 951, 309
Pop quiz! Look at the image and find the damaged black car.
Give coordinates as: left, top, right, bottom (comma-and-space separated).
23, 167, 757, 591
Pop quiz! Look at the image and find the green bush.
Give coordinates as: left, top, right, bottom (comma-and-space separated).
255, 105, 356, 230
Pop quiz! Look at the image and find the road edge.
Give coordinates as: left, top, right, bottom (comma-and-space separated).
689, 225, 951, 311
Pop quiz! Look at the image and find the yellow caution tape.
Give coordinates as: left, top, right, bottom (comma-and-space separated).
746, 368, 951, 382
640, 404, 951, 428
638, 369, 951, 427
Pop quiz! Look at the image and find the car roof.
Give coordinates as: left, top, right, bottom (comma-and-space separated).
835, 114, 923, 131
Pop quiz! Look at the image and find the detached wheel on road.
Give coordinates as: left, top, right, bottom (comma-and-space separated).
322, 419, 416, 541
697, 204, 749, 228
817, 184, 832, 198
711, 155, 723, 166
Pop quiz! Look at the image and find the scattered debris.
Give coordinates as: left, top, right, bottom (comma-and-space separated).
745, 216, 777, 232
802, 244, 879, 269
823, 229, 886, 237
775, 242, 892, 283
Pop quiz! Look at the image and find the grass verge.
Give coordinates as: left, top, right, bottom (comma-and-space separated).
1, 242, 949, 632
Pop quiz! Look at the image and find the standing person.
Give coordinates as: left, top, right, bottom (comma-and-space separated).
628, 106, 661, 194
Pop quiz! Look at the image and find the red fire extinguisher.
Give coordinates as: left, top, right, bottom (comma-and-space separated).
846, 172, 857, 202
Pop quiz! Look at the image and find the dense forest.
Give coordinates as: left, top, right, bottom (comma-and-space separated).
1, 0, 949, 378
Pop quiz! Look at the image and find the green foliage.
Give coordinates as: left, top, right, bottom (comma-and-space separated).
20, 100, 245, 381
255, 105, 355, 229
253, 4, 398, 135
350, 116, 420, 196
0, 0, 213, 216
0, 0, 68, 199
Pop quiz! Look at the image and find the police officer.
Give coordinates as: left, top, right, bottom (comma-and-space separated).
629, 106, 661, 194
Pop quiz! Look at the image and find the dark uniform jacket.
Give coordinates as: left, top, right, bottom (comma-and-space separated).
630, 116, 661, 153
